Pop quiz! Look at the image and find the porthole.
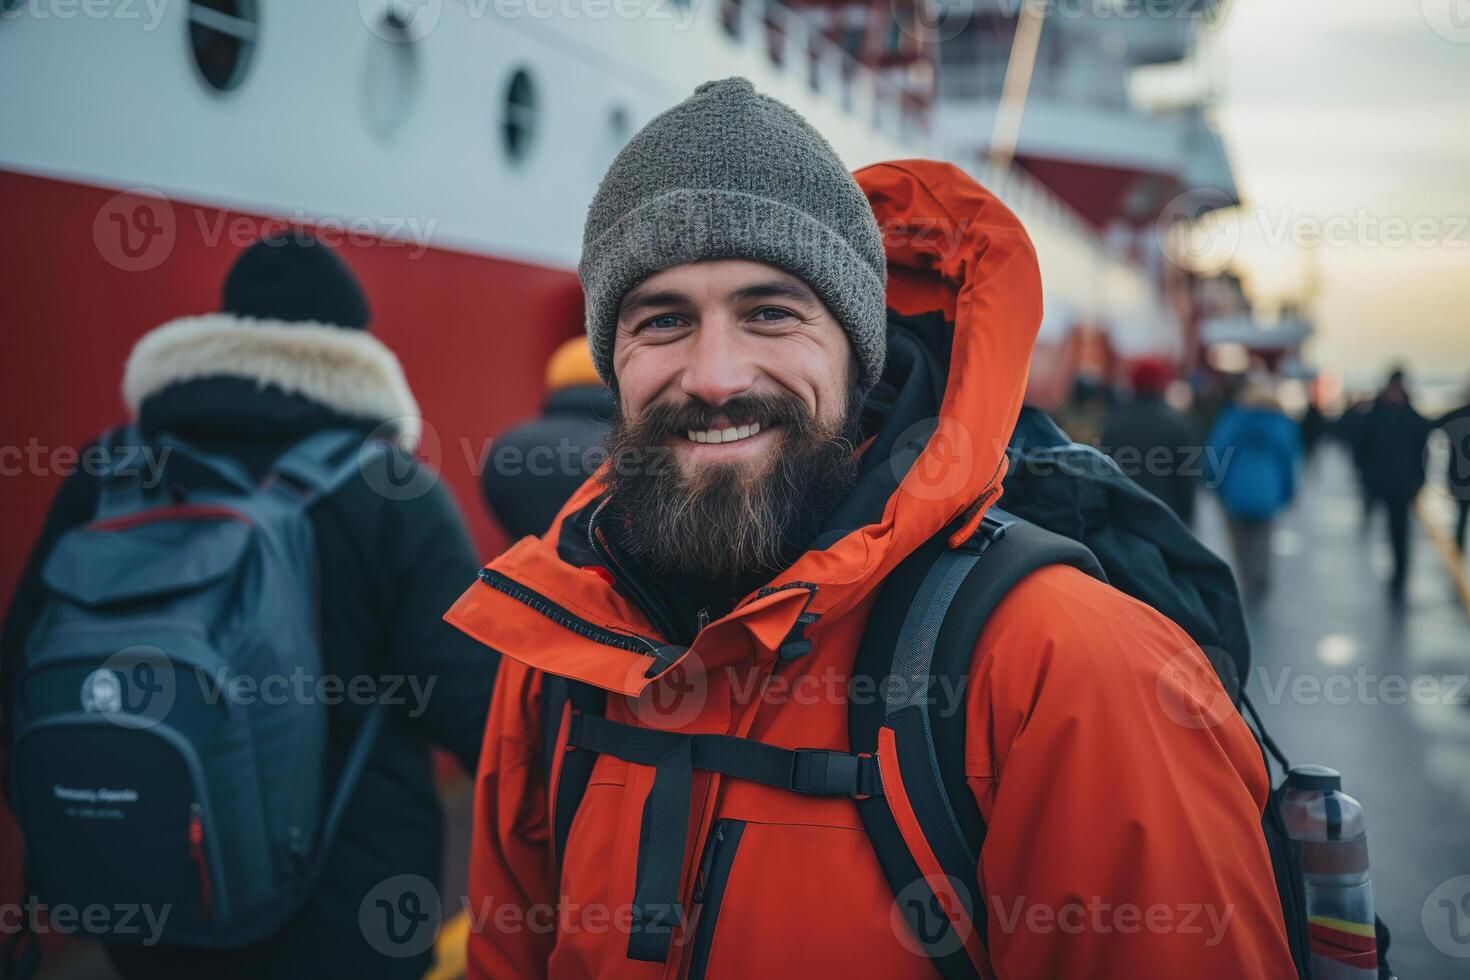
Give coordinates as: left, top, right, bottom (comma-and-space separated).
187, 0, 258, 93
502, 68, 538, 164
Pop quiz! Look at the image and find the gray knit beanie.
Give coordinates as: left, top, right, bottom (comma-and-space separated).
579, 77, 888, 393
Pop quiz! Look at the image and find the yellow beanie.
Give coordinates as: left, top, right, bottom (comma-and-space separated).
544, 336, 602, 391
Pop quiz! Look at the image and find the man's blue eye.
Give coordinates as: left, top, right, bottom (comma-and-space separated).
644, 315, 682, 331
754, 307, 795, 322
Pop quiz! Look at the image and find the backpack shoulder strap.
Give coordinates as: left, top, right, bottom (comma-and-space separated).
96, 424, 260, 517
541, 673, 608, 870
269, 430, 391, 879
849, 508, 1105, 980
94, 424, 152, 519
102, 426, 288, 515
154, 430, 258, 497
266, 429, 383, 505
302, 700, 387, 885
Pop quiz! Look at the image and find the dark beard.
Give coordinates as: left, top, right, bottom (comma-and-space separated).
602, 384, 864, 582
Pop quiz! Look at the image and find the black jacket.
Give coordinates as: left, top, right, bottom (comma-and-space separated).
1439, 401, 1470, 501
481, 383, 613, 540
1337, 398, 1437, 503
1100, 394, 1200, 526
2, 325, 496, 979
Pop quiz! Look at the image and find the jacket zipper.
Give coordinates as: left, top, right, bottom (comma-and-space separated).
685, 819, 746, 980
188, 802, 213, 922
477, 568, 661, 655
586, 501, 688, 644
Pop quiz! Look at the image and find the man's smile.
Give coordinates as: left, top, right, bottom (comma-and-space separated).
686, 421, 763, 444
676, 420, 780, 461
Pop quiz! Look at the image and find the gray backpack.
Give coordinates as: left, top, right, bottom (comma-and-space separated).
8, 425, 386, 949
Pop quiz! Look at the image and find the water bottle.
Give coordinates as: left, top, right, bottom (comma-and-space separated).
1279, 765, 1378, 979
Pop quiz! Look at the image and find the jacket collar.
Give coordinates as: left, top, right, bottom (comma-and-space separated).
122, 313, 422, 450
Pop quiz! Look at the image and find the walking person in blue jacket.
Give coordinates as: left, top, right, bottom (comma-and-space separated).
1206, 379, 1300, 600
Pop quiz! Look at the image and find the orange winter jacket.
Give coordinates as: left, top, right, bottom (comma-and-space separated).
446, 161, 1295, 979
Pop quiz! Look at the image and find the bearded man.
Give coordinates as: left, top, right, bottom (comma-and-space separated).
448, 78, 1294, 979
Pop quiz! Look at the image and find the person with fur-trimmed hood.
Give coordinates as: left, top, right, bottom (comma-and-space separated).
0, 233, 496, 979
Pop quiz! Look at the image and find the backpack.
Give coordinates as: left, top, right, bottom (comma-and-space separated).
6, 425, 387, 955
848, 405, 1324, 980
540, 407, 1394, 978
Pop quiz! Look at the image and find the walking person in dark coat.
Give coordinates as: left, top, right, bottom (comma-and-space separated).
1205, 379, 1299, 600
1347, 369, 1437, 601
1335, 393, 1380, 532
1101, 357, 1200, 526
1437, 377, 1470, 554
1299, 400, 1329, 460
1, 234, 497, 979
481, 337, 612, 539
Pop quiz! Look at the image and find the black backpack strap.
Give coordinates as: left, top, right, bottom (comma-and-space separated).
849, 508, 1105, 980
541, 674, 608, 870
544, 704, 879, 964
568, 714, 882, 800
1375, 916, 1397, 980
1241, 692, 1313, 980
301, 700, 387, 887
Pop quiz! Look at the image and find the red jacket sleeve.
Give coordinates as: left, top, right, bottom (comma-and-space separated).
467, 657, 555, 979
965, 564, 1294, 978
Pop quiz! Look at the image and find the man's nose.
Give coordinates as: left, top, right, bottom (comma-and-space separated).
678, 320, 757, 408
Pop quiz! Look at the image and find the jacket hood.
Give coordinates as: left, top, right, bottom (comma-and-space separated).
122, 313, 422, 450
786, 160, 1043, 617
447, 161, 1043, 696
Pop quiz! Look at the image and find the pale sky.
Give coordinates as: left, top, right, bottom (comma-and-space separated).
1206, 0, 1470, 393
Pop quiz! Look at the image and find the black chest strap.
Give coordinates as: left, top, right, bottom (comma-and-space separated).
560, 710, 880, 962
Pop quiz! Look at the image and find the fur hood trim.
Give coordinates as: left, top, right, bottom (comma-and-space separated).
123, 314, 422, 449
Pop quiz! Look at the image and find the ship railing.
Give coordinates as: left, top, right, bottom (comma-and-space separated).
709, 0, 1116, 263
717, 0, 928, 145
937, 53, 1131, 112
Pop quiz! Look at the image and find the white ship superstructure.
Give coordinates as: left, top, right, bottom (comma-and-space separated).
0, 0, 1238, 548
0, 0, 1226, 354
